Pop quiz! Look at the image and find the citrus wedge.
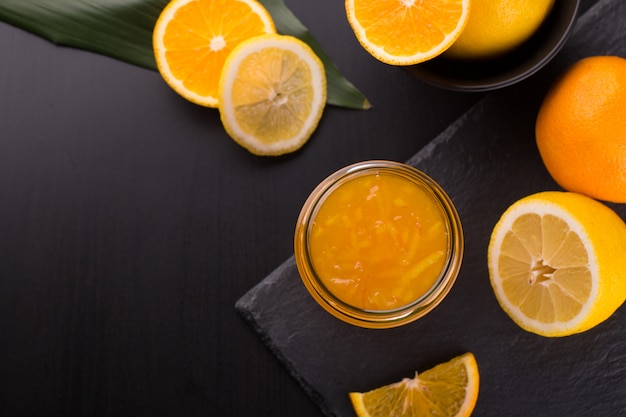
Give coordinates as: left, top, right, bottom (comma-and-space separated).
349, 353, 479, 417
152, 0, 276, 107
488, 191, 626, 337
218, 34, 327, 156
345, 0, 470, 65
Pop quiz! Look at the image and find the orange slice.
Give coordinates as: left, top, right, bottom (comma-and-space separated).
345, 0, 470, 65
152, 0, 276, 107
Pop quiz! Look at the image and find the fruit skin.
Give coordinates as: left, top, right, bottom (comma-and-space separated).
446, 0, 555, 59
536, 56, 626, 203
488, 191, 626, 337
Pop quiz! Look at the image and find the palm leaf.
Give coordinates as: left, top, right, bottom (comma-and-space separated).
0, 0, 371, 109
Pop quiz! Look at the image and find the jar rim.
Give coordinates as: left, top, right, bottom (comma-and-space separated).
294, 160, 464, 329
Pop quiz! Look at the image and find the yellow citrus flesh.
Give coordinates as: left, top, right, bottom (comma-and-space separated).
446, 0, 555, 59
218, 34, 327, 156
349, 353, 479, 417
345, 0, 470, 66
153, 0, 276, 107
488, 191, 626, 337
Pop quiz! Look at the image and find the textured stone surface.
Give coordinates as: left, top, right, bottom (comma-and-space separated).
236, 1, 626, 415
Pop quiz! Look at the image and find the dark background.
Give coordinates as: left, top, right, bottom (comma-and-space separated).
0, 0, 600, 416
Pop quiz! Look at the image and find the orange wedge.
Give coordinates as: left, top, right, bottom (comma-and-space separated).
345, 0, 470, 65
349, 353, 480, 417
153, 0, 276, 107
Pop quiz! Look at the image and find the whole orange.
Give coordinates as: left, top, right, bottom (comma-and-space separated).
535, 55, 626, 203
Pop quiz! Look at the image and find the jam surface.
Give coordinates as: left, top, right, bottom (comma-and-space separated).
309, 172, 448, 310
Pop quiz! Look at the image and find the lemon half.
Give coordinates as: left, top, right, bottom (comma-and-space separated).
488, 191, 626, 337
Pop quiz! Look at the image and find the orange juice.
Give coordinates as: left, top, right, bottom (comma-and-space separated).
309, 173, 447, 310
295, 161, 463, 328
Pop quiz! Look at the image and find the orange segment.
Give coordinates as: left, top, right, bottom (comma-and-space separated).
153, 0, 276, 107
345, 0, 470, 65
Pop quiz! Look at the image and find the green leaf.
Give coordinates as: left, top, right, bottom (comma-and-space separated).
0, 0, 371, 110
0, 0, 168, 71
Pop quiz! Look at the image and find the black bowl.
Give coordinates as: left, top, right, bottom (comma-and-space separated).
406, 0, 581, 92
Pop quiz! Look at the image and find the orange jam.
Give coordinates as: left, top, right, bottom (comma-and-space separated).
308, 172, 448, 310
295, 161, 463, 328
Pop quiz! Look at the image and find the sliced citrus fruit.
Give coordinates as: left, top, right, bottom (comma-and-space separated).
345, 0, 470, 65
349, 353, 479, 417
218, 34, 327, 156
152, 0, 276, 107
488, 191, 626, 337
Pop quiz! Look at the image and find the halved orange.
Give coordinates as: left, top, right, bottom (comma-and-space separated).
153, 0, 276, 107
345, 0, 470, 65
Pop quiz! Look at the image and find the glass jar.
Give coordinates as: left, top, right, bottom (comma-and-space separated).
294, 160, 464, 329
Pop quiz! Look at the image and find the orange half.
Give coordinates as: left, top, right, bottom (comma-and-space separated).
345, 0, 470, 65
153, 0, 276, 107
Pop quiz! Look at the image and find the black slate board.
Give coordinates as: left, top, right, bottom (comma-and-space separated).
236, 1, 626, 416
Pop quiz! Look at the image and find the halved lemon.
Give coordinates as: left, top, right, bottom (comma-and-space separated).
218, 34, 327, 156
349, 353, 479, 417
152, 0, 276, 107
345, 0, 471, 65
488, 191, 626, 337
